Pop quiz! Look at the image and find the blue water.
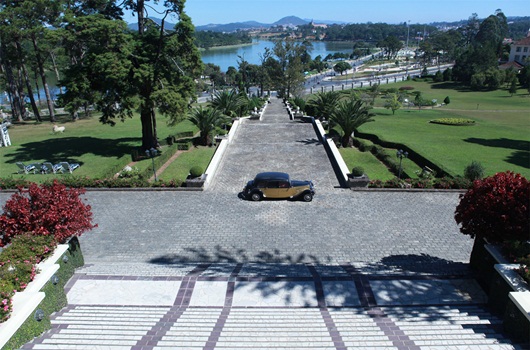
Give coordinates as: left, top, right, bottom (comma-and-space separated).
200, 39, 354, 72
1, 39, 354, 104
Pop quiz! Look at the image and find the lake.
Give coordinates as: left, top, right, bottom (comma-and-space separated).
1, 40, 355, 105
200, 39, 355, 72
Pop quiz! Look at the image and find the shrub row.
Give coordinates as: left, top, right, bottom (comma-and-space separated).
0, 176, 182, 189
430, 118, 476, 126
176, 141, 192, 150
369, 176, 472, 189
354, 132, 451, 178
352, 137, 411, 178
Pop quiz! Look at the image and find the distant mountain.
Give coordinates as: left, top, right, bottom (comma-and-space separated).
195, 16, 310, 32
273, 16, 308, 26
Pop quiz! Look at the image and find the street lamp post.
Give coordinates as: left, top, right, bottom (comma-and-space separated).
145, 148, 158, 181
396, 149, 408, 179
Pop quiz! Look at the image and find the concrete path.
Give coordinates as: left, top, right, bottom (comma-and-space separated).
13, 98, 526, 349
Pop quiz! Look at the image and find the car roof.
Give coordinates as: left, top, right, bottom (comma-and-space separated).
254, 172, 290, 181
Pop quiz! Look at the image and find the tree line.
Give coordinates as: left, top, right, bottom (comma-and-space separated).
194, 31, 252, 49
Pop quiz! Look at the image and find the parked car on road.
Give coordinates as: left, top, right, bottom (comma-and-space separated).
241, 172, 315, 202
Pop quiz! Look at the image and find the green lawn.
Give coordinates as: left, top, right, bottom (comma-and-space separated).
158, 146, 215, 182
354, 81, 530, 178
339, 147, 394, 180
0, 114, 198, 181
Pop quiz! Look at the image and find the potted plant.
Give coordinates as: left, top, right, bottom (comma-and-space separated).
186, 166, 206, 188
347, 166, 370, 188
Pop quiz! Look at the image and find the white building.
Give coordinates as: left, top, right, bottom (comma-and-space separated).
509, 30, 530, 65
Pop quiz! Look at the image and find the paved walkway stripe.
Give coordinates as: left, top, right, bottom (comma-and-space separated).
132, 263, 211, 349
203, 263, 243, 350
307, 265, 347, 350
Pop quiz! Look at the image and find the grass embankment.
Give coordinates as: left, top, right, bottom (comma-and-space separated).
0, 114, 199, 181
340, 81, 530, 179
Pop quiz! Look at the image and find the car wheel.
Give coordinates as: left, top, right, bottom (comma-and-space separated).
302, 193, 313, 202
251, 192, 262, 201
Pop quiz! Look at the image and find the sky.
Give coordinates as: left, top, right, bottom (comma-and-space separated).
124, 0, 530, 26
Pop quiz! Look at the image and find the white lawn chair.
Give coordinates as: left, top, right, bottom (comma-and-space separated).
59, 162, 80, 173
42, 162, 63, 174
16, 162, 36, 174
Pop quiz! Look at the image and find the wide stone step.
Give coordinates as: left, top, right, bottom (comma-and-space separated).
22, 302, 524, 350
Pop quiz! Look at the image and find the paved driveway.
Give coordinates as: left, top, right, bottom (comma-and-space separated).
2, 98, 467, 273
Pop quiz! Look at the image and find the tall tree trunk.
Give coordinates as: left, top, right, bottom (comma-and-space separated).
33, 68, 42, 103
15, 68, 27, 121
49, 51, 63, 94
140, 106, 156, 150
137, 0, 145, 34
21, 64, 40, 121
31, 35, 56, 122
16, 41, 41, 122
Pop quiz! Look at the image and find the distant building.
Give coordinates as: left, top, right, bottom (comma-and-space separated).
310, 20, 328, 29
508, 29, 530, 65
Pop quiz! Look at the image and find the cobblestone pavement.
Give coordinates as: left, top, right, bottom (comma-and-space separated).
0, 98, 473, 269
66, 99, 475, 269
15, 98, 528, 350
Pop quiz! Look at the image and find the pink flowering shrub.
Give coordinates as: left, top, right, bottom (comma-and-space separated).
0, 234, 56, 323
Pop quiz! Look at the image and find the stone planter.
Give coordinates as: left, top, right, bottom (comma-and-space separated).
487, 264, 530, 344
488, 264, 529, 314
505, 291, 530, 343
186, 174, 207, 188
347, 174, 370, 188
469, 237, 508, 292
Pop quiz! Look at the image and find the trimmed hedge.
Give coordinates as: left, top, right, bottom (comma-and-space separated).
369, 176, 471, 189
430, 118, 476, 126
0, 177, 182, 189
354, 132, 451, 178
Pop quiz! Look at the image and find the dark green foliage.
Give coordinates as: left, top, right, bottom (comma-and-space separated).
464, 161, 485, 181
194, 31, 251, 49
189, 166, 204, 178
330, 99, 375, 147
188, 106, 229, 146
351, 166, 365, 177
443, 68, 453, 81
444, 96, 450, 105
434, 70, 443, 82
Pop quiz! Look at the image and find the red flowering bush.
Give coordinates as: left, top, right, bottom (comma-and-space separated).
0, 181, 97, 247
455, 171, 530, 243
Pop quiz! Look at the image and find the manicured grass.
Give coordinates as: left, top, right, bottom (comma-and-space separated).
358, 107, 530, 178
158, 146, 216, 182
335, 80, 530, 179
0, 115, 198, 181
339, 147, 394, 180
375, 80, 530, 111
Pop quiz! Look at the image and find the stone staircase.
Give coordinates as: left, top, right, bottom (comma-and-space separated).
22, 304, 526, 349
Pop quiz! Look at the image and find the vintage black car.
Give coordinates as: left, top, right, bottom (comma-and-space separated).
241, 172, 315, 202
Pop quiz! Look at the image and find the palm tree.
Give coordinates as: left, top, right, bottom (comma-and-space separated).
210, 89, 247, 118
188, 107, 229, 146
330, 99, 375, 147
306, 91, 342, 121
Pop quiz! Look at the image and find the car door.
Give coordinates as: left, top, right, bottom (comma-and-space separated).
264, 181, 280, 198
276, 180, 292, 198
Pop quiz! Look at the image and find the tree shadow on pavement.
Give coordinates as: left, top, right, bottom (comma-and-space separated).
148, 248, 486, 316
149, 245, 326, 265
